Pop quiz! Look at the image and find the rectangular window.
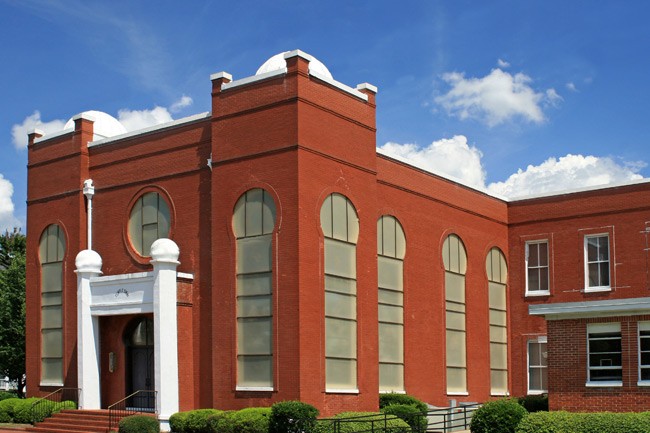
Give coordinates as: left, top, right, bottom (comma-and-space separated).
527, 338, 547, 394
639, 322, 650, 384
584, 235, 610, 291
587, 323, 621, 385
526, 241, 549, 295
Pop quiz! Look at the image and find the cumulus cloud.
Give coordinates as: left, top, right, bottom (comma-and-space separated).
169, 95, 193, 113
487, 154, 645, 198
11, 111, 67, 150
0, 175, 20, 232
117, 106, 174, 132
377, 136, 487, 189
497, 59, 510, 68
435, 68, 559, 126
566, 82, 578, 92
378, 140, 646, 199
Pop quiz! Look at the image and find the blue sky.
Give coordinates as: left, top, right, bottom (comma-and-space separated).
2, 0, 650, 231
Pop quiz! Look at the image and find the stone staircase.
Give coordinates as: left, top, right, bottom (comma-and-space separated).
26, 409, 125, 433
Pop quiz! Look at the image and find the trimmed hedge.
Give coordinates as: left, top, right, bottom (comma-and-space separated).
214, 407, 271, 433
183, 409, 225, 433
380, 403, 427, 431
118, 415, 160, 433
517, 395, 548, 413
0, 391, 17, 402
169, 410, 190, 433
312, 411, 410, 433
0, 398, 20, 423
379, 393, 428, 413
470, 399, 527, 433
269, 400, 319, 433
516, 411, 650, 433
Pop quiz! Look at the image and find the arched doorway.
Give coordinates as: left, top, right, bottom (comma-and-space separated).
124, 317, 155, 410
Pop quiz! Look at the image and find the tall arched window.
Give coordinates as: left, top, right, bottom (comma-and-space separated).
233, 189, 276, 389
377, 215, 406, 392
486, 247, 508, 395
320, 193, 359, 390
39, 224, 66, 384
443, 234, 467, 394
128, 192, 171, 257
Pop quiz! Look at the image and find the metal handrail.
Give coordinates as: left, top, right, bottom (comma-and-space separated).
108, 389, 157, 431
30, 387, 80, 424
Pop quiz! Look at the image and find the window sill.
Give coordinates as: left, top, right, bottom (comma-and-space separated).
39, 382, 64, 387
585, 381, 622, 387
491, 392, 509, 397
379, 389, 405, 394
235, 386, 274, 392
527, 390, 547, 395
525, 291, 551, 297
583, 287, 611, 293
326, 388, 360, 394
447, 392, 469, 396
637, 381, 650, 387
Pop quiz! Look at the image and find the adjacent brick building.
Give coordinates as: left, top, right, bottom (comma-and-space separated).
24, 50, 650, 427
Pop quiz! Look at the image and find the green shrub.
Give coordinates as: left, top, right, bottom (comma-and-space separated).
184, 409, 224, 433
381, 403, 427, 431
13, 397, 40, 424
118, 415, 160, 433
516, 411, 650, 433
0, 391, 17, 401
470, 399, 527, 433
0, 397, 21, 423
216, 407, 271, 433
379, 393, 428, 413
269, 400, 319, 433
169, 411, 190, 433
312, 411, 410, 433
517, 395, 548, 413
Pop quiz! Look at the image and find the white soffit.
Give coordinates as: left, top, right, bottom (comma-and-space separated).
529, 297, 650, 320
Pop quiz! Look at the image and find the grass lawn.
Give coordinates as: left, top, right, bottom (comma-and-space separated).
0, 423, 30, 429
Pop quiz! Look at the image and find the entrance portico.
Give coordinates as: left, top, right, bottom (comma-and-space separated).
75, 239, 183, 430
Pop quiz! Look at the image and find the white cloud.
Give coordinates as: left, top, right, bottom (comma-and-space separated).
566, 82, 578, 92
545, 88, 563, 106
169, 95, 193, 113
0, 175, 20, 232
377, 136, 487, 189
117, 106, 173, 132
487, 154, 645, 198
11, 111, 67, 150
378, 139, 646, 199
435, 68, 558, 126
497, 59, 510, 68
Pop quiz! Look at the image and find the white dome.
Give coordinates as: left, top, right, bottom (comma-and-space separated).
75, 249, 103, 274
256, 51, 333, 80
150, 238, 180, 264
64, 110, 127, 139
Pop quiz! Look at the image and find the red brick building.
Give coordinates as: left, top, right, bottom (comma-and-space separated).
24, 50, 650, 427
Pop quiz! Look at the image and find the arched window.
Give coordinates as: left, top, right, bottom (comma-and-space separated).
39, 224, 66, 384
233, 188, 276, 388
443, 234, 467, 394
377, 215, 406, 392
128, 192, 171, 257
320, 193, 359, 390
486, 247, 508, 395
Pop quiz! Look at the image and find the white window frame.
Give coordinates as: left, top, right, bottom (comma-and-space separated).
527, 336, 548, 394
525, 241, 550, 296
584, 234, 611, 292
639, 322, 650, 386
586, 323, 622, 387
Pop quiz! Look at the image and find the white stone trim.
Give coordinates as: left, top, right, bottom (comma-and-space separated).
221, 68, 287, 91
325, 389, 360, 394
356, 82, 378, 93
210, 71, 233, 82
529, 297, 650, 320
33, 128, 73, 144
235, 386, 274, 392
310, 70, 368, 101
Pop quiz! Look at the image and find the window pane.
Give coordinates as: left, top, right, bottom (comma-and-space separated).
332, 194, 348, 241
446, 310, 465, 331
446, 330, 466, 367
41, 358, 63, 383
490, 343, 507, 369
325, 275, 356, 294
326, 318, 356, 358
237, 273, 272, 296
445, 273, 465, 303
599, 263, 610, 286
325, 239, 356, 279
538, 243, 548, 266
490, 326, 507, 344
42, 329, 63, 358
245, 189, 264, 237
237, 236, 272, 274
528, 243, 539, 267
238, 355, 272, 387
447, 367, 467, 393
490, 310, 507, 326
347, 201, 359, 243
42, 292, 62, 306
41, 306, 62, 329
395, 222, 406, 259
378, 304, 403, 324
237, 295, 272, 317
598, 237, 609, 260
379, 288, 403, 305
378, 256, 403, 290
491, 370, 508, 394
320, 195, 332, 238
539, 268, 549, 291
380, 363, 404, 391
326, 359, 356, 389
378, 323, 403, 363
128, 201, 143, 254
158, 202, 171, 239
47, 226, 59, 262
238, 317, 272, 354
142, 223, 157, 257
489, 283, 506, 309
262, 192, 276, 235
142, 193, 158, 225
326, 292, 356, 320
382, 216, 396, 257
41, 263, 62, 292
233, 195, 246, 237
528, 268, 539, 291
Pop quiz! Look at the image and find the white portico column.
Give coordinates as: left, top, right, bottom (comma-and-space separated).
150, 239, 180, 432
75, 249, 103, 409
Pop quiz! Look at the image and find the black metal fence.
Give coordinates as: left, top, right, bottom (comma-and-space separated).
108, 390, 157, 431
30, 387, 80, 424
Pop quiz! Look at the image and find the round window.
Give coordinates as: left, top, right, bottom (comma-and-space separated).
128, 192, 171, 257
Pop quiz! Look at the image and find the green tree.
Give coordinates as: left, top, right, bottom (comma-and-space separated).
0, 228, 26, 397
